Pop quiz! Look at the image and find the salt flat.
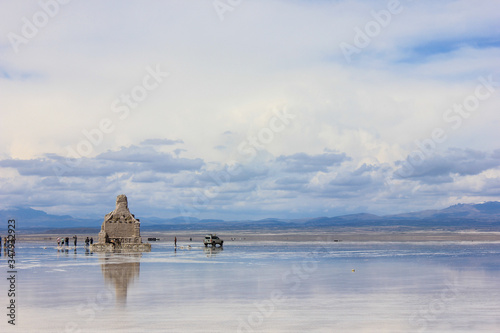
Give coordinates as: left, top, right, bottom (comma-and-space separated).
1, 238, 500, 332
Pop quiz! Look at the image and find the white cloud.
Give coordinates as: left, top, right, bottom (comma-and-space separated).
1, 0, 500, 219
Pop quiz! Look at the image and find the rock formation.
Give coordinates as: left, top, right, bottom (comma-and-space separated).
91, 194, 151, 251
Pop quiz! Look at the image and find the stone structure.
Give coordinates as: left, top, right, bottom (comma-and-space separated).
91, 194, 151, 251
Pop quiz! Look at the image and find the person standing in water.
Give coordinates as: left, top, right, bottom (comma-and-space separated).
73, 235, 77, 247
174, 236, 177, 247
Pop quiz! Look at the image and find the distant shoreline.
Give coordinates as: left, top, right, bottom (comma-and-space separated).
14, 230, 500, 243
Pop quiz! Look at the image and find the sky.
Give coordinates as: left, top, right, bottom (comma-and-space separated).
1, 0, 500, 221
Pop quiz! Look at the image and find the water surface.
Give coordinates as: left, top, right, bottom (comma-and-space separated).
1, 240, 500, 332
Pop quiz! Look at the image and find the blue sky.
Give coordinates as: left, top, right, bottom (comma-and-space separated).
1, 0, 500, 220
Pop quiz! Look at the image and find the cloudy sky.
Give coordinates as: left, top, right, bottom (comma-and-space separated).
1, 0, 500, 220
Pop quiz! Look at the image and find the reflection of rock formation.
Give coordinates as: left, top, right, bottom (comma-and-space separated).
100, 253, 141, 306
91, 194, 151, 251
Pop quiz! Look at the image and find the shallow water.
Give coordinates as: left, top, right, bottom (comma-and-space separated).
1, 240, 500, 332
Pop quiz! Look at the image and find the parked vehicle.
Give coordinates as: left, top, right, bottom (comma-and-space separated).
203, 234, 223, 247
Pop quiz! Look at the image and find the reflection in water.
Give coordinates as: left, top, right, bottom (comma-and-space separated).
8, 242, 500, 332
56, 247, 71, 257
203, 246, 223, 257
100, 253, 142, 306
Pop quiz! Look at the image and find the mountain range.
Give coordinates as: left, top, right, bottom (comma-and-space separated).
2, 202, 500, 233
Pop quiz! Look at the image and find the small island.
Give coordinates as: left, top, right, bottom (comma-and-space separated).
90, 194, 151, 252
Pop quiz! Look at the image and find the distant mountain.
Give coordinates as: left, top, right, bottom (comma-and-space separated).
334, 213, 383, 221
304, 202, 500, 230
386, 202, 500, 221
2, 201, 500, 232
0, 207, 98, 231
